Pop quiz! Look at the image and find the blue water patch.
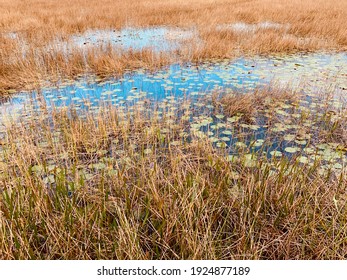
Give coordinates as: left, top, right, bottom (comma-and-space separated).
50, 27, 195, 54
1, 52, 346, 173
1, 52, 346, 116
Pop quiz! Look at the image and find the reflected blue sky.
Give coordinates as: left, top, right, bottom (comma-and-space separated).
2, 52, 346, 114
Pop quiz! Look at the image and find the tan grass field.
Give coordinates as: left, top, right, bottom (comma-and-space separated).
0, 89, 347, 259
0, 0, 347, 260
1, 0, 347, 92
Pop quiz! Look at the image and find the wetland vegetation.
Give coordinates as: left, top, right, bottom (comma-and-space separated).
0, 0, 346, 259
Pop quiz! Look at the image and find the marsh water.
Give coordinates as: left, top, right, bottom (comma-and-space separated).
2, 26, 196, 63
1, 51, 347, 172
48, 26, 195, 53
2, 52, 346, 111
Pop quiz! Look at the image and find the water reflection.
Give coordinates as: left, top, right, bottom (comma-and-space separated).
4, 52, 346, 112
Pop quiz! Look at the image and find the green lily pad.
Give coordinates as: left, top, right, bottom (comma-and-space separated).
298, 156, 309, 164
270, 151, 283, 157
243, 154, 257, 167
285, 147, 300, 153
88, 163, 107, 170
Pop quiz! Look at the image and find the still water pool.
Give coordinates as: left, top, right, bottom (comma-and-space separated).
2, 52, 346, 113
1, 52, 346, 173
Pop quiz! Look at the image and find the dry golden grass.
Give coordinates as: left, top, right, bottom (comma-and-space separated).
1, 1, 347, 260
1, 0, 347, 92
219, 87, 299, 121
0, 92, 346, 259
1, 0, 346, 40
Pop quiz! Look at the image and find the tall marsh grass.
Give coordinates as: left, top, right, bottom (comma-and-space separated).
0, 0, 346, 260
0, 89, 346, 259
1, 0, 347, 92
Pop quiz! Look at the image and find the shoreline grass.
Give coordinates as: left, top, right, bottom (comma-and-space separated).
0, 88, 346, 259
1, 0, 347, 92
